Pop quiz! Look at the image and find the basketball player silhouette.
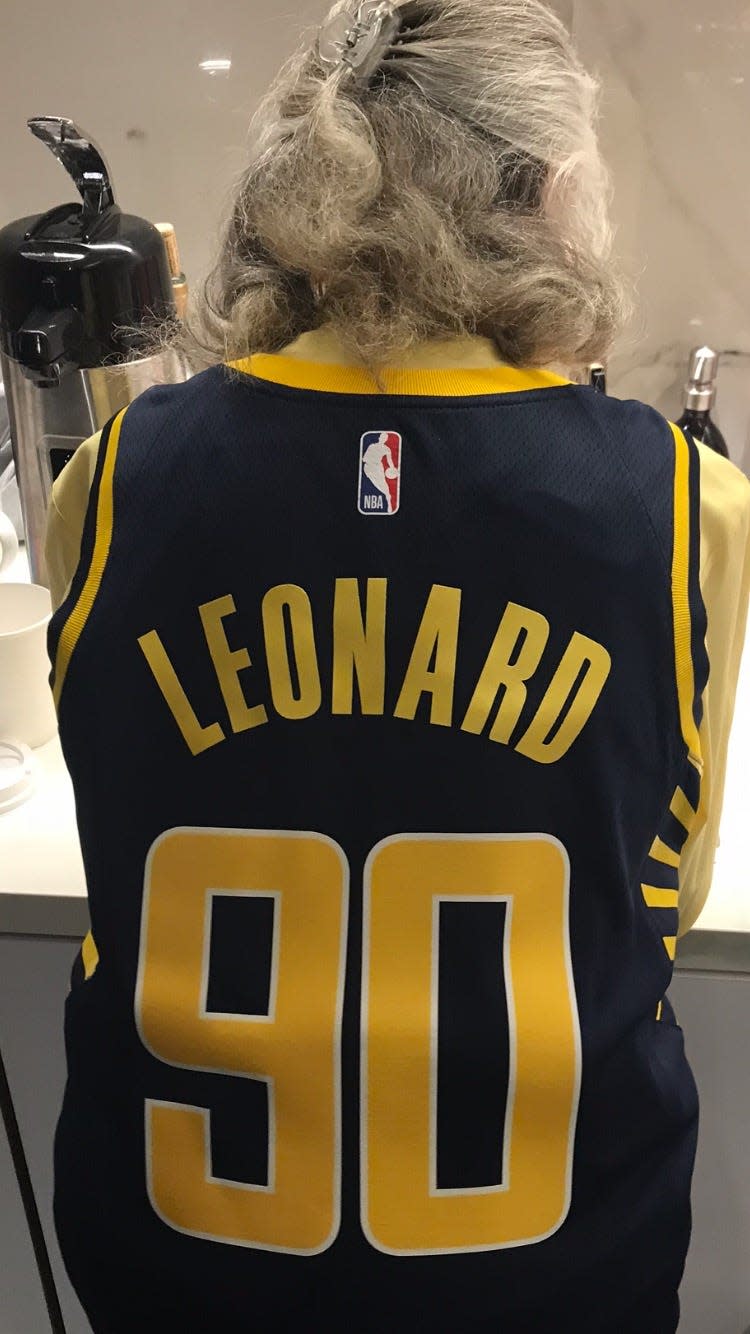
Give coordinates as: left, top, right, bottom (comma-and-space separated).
362, 432, 399, 512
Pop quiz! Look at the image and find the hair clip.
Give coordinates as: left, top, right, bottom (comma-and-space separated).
317, 1, 403, 85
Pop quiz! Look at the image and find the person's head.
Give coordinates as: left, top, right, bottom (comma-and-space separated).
195, 0, 633, 376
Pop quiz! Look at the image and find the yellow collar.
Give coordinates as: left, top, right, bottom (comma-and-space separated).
227, 354, 572, 397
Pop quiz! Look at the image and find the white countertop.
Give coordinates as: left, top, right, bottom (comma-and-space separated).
1, 545, 748, 964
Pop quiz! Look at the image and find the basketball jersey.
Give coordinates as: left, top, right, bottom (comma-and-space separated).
48, 360, 709, 1333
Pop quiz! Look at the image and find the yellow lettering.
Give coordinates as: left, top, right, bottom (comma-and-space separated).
140, 578, 612, 768
332, 578, 387, 716
461, 603, 549, 741
138, 630, 224, 756
199, 595, 268, 735
516, 632, 611, 764
394, 585, 461, 727
262, 585, 322, 720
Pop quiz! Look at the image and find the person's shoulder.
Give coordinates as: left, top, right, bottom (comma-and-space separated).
568, 384, 675, 448
126, 365, 225, 422
110, 367, 250, 468
694, 438, 750, 507
693, 440, 750, 562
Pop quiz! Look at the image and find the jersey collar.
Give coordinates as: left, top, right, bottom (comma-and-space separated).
227, 354, 573, 397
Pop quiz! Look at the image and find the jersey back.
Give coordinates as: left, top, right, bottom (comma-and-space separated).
48, 361, 708, 1333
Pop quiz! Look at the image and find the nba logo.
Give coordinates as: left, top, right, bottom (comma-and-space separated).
358, 431, 402, 516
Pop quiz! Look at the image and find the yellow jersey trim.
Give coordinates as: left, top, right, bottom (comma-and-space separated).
647, 835, 681, 870
81, 931, 100, 981
668, 421, 703, 769
52, 408, 126, 711
641, 885, 679, 909
643, 414, 708, 972
669, 785, 696, 833
227, 355, 573, 398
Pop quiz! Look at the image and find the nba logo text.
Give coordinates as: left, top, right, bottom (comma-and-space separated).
358, 431, 402, 516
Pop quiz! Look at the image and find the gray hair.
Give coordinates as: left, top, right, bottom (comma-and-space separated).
188, 0, 633, 377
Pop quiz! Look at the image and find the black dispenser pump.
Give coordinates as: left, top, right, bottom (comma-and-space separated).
0, 117, 175, 387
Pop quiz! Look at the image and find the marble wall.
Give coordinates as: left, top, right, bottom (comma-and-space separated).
571, 0, 750, 474
0, 0, 748, 472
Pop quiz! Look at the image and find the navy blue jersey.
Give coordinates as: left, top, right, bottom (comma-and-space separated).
48, 358, 708, 1333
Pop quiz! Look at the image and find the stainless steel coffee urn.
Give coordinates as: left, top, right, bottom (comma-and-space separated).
0, 117, 189, 588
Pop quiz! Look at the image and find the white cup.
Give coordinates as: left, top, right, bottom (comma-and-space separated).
0, 509, 19, 577
0, 583, 58, 748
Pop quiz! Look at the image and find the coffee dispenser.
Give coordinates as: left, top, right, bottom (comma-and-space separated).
0, 117, 189, 587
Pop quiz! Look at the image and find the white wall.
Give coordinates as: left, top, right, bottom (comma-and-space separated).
0, 0, 326, 293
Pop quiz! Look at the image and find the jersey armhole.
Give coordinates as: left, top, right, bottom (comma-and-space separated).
48, 407, 127, 713
667, 420, 709, 790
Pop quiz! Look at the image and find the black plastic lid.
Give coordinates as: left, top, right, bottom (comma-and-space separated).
0, 118, 176, 385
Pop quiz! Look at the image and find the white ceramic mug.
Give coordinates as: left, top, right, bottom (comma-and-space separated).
0, 508, 19, 577
0, 583, 58, 748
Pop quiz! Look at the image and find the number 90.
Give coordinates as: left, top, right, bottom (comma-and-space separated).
135, 828, 581, 1256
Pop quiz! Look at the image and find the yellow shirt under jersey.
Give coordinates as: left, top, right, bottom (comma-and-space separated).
43, 333, 750, 938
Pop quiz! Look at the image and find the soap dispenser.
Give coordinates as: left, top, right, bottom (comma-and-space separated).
676, 346, 729, 458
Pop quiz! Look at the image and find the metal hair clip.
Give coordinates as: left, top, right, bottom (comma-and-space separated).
318, 1, 403, 84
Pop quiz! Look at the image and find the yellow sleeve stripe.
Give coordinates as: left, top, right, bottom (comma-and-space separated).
648, 835, 681, 869
669, 784, 697, 834
668, 421, 703, 770
52, 408, 126, 711
643, 769, 702, 960
641, 885, 679, 909
81, 931, 100, 981
655, 1001, 663, 1021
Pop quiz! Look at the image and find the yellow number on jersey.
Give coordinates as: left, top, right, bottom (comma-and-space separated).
135, 829, 348, 1252
135, 828, 581, 1255
363, 833, 580, 1253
